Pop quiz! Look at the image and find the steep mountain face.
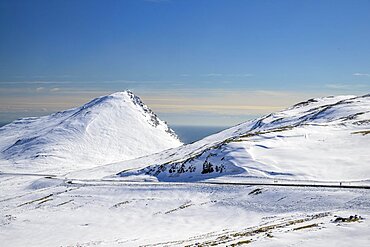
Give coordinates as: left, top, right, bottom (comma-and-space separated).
0, 91, 182, 173
71, 94, 370, 183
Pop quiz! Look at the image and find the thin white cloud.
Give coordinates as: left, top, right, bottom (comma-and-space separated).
203, 73, 223, 77
102, 79, 173, 84
353, 73, 370, 77
0, 81, 75, 84
228, 73, 253, 77
0, 79, 170, 85
50, 88, 60, 92
10, 74, 73, 79
202, 73, 253, 77
325, 83, 369, 90
36, 87, 45, 92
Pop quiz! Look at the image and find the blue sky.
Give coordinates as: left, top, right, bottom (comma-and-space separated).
0, 0, 370, 126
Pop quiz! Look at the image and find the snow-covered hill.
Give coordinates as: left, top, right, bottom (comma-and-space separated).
71, 94, 370, 183
0, 91, 182, 173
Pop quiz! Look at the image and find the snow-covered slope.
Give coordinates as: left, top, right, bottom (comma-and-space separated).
70, 94, 370, 183
0, 91, 182, 173
1, 94, 370, 247
1, 174, 369, 247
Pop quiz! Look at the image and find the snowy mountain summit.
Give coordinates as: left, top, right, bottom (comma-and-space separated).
0, 91, 182, 173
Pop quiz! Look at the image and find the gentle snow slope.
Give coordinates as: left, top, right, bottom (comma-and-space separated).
0, 91, 182, 173
1, 175, 369, 247
69, 94, 370, 182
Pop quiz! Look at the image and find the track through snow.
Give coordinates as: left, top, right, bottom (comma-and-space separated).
4, 172, 370, 190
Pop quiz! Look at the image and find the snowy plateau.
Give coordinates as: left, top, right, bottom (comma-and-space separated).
0, 91, 370, 246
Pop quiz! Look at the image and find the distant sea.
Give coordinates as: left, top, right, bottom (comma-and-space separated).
170, 125, 229, 144
0, 122, 8, 128
0, 121, 229, 144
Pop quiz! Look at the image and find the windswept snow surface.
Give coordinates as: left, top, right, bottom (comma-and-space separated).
0, 91, 182, 174
69, 94, 370, 183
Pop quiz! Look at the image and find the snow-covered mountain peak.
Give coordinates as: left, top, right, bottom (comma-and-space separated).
0, 91, 182, 174
56, 90, 177, 137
